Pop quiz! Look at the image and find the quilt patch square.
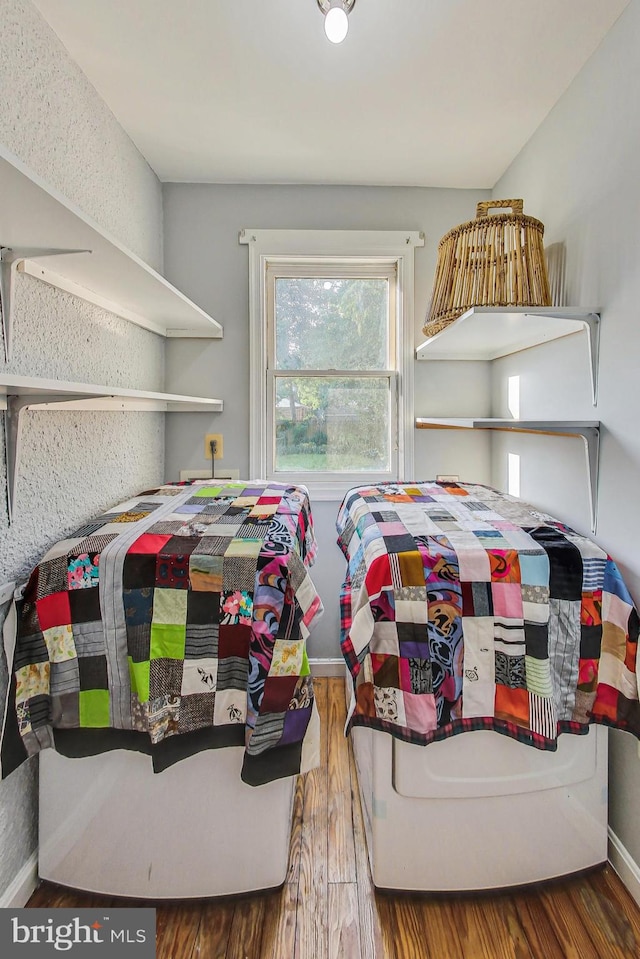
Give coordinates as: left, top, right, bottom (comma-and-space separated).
68, 587, 101, 624
36, 591, 71, 631
155, 552, 191, 589
214, 689, 247, 726
36, 557, 68, 598
78, 655, 109, 691
262, 675, 299, 712
150, 623, 186, 660
123, 552, 157, 589
146, 521, 185, 535
152, 587, 188, 625
12, 631, 49, 670
488, 549, 522, 583
396, 621, 429, 658
216, 654, 249, 690
397, 550, 426, 587
50, 691, 80, 728
71, 621, 105, 657
491, 582, 524, 619
128, 657, 150, 703
15, 662, 49, 705
516, 552, 549, 588
580, 624, 603, 660
581, 592, 602, 627
494, 684, 529, 727
223, 555, 257, 593
371, 654, 400, 688
162, 535, 201, 556
128, 533, 172, 554
43, 624, 76, 663
271, 639, 305, 676
280, 706, 312, 746
408, 658, 433, 694
185, 623, 219, 660
149, 658, 184, 700
126, 623, 151, 663
524, 655, 553, 697
49, 659, 80, 697
181, 658, 218, 696
495, 651, 526, 689
403, 691, 437, 733
194, 536, 232, 556
524, 622, 548, 660
67, 554, 99, 590
178, 693, 215, 733
124, 588, 153, 627
187, 590, 220, 625
218, 623, 252, 659
189, 553, 223, 592
78, 689, 110, 727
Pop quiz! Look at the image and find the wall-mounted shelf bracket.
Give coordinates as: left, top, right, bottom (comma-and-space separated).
416, 307, 602, 405
0, 247, 91, 360
4, 392, 92, 523
416, 418, 600, 533
0, 374, 223, 524
579, 312, 601, 406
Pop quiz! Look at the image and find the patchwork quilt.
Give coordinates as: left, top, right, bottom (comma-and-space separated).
337, 481, 640, 749
2, 481, 323, 785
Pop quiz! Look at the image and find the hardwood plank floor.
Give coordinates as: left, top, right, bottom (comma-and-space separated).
27, 678, 640, 958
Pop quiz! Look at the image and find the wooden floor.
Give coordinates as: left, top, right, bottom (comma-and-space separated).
28, 678, 640, 958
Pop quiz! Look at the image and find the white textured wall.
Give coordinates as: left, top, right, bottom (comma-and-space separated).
0, 0, 163, 269
491, 0, 640, 866
162, 183, 491, 658
0, 0, 165, 901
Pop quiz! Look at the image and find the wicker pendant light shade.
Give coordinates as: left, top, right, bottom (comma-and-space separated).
423, 199, 552, 337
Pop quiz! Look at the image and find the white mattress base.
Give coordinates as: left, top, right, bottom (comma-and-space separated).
39, 747, 295, 899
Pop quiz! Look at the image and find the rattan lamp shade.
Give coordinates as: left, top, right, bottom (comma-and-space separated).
423, 199, 552, 337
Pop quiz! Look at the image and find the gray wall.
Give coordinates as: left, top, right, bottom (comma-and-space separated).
490, 0, 640, 864
0, 0, 165, 899
162, 184, 492, 657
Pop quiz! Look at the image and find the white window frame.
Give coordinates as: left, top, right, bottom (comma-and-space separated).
240, 229, 424, 499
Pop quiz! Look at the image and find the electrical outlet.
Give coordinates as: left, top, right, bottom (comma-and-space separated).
436, 473, 459, 483
204, 433, 223, 460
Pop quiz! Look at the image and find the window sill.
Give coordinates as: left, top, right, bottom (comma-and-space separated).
270, 476, 397, 502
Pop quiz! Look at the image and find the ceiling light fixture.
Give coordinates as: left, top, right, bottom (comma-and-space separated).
317, 0, 356, 44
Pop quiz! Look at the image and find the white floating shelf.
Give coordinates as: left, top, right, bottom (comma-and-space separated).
0, 144, 223, 344
0, 374, 223, 412
1, 373, 223, 522
416, 307, 600, 404
415, 417, 600, 532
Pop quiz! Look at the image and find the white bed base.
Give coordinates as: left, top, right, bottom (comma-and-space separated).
39, 747, 295, 899
347, 675, 608, 892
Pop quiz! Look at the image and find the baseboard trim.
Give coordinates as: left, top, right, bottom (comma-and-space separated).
0, 851, 38, 907
608, 827, 640, 906
309, 658, 345, 677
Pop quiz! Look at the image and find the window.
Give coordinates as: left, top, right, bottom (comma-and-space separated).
241, 230, 423, 496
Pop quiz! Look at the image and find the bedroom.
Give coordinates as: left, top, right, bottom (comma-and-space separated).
1, 0, 640, 956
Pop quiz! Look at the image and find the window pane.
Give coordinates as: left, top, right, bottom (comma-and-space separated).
275, 376, 391, 472
275, 278, 389, 370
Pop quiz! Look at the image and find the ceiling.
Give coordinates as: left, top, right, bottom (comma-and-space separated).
33, 0, 629, 188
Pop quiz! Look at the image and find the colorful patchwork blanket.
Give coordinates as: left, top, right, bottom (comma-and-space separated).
337, 481, 640, 749
1, 481, 323, 785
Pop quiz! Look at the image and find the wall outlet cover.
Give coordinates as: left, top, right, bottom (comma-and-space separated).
204, 434, 224, 459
